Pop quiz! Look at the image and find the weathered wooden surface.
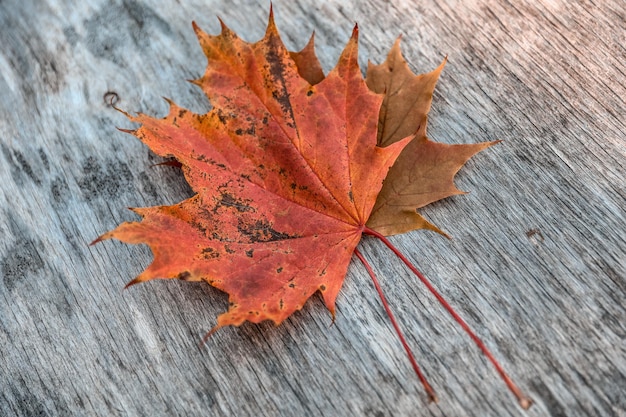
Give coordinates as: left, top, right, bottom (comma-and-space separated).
1, 0, 624, 415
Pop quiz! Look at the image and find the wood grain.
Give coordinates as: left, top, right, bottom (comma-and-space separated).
1, 0, 624, 416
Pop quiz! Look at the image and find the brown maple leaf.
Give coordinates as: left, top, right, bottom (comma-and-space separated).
96, 15, 408, 330
364, 38, 498, 236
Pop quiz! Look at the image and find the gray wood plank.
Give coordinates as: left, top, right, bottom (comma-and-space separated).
1, 0, 624, 416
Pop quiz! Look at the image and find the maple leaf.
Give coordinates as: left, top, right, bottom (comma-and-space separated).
95, 11, 532, 409
365, 38, 498, 236
96, 14, 408, 330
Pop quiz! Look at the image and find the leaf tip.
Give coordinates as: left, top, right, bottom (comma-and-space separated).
335, 24, 360, 73
124, 276, 144, 289
192, 19, 220, 49
433, 55, 448, 77
392, 35, 402, 50
89, 235, 106, 246
265, 3, 278, 36
302, 29, 316, 52
383, 36, 405, 67
217, 17, 227, 32
151, 159, 182, 169
187, 78, 203, 87
191, 20, 201, 35
417, 214, 452, 239
327, 303, 336, 324
161, 97, 178, 111
199, 325, 222, 349
127, 207, 147, 217
116, 127, 136, 135
351, 22, 359, 41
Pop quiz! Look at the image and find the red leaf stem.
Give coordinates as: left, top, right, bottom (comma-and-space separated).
362, 227, 532, 409
353, 248, 438, 403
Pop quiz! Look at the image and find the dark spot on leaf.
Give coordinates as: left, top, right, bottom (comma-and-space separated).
319, 284, 326, 291
245, 249, 254, 258
265, 33, 296, 128
201, 247, 220, 259
235, 128, 243, 135
224, 245, 235, 254
279, 299, 284, 310
177, 271, 192, 280
237, 218, 299, 243
276, 267, 283, 273
214, 188, 255, 213
348, 189, 354, 203
216, 110, 227, 124
307, 90, 313, 96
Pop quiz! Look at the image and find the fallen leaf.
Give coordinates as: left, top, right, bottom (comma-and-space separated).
365, 38, 498, 236
95, 11, 533, 408
96, 15, 408, 329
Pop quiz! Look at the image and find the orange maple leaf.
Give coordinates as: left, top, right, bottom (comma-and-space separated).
95, 11, 532, 409
365, 38, 498, 236
96, 15, 408, 330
